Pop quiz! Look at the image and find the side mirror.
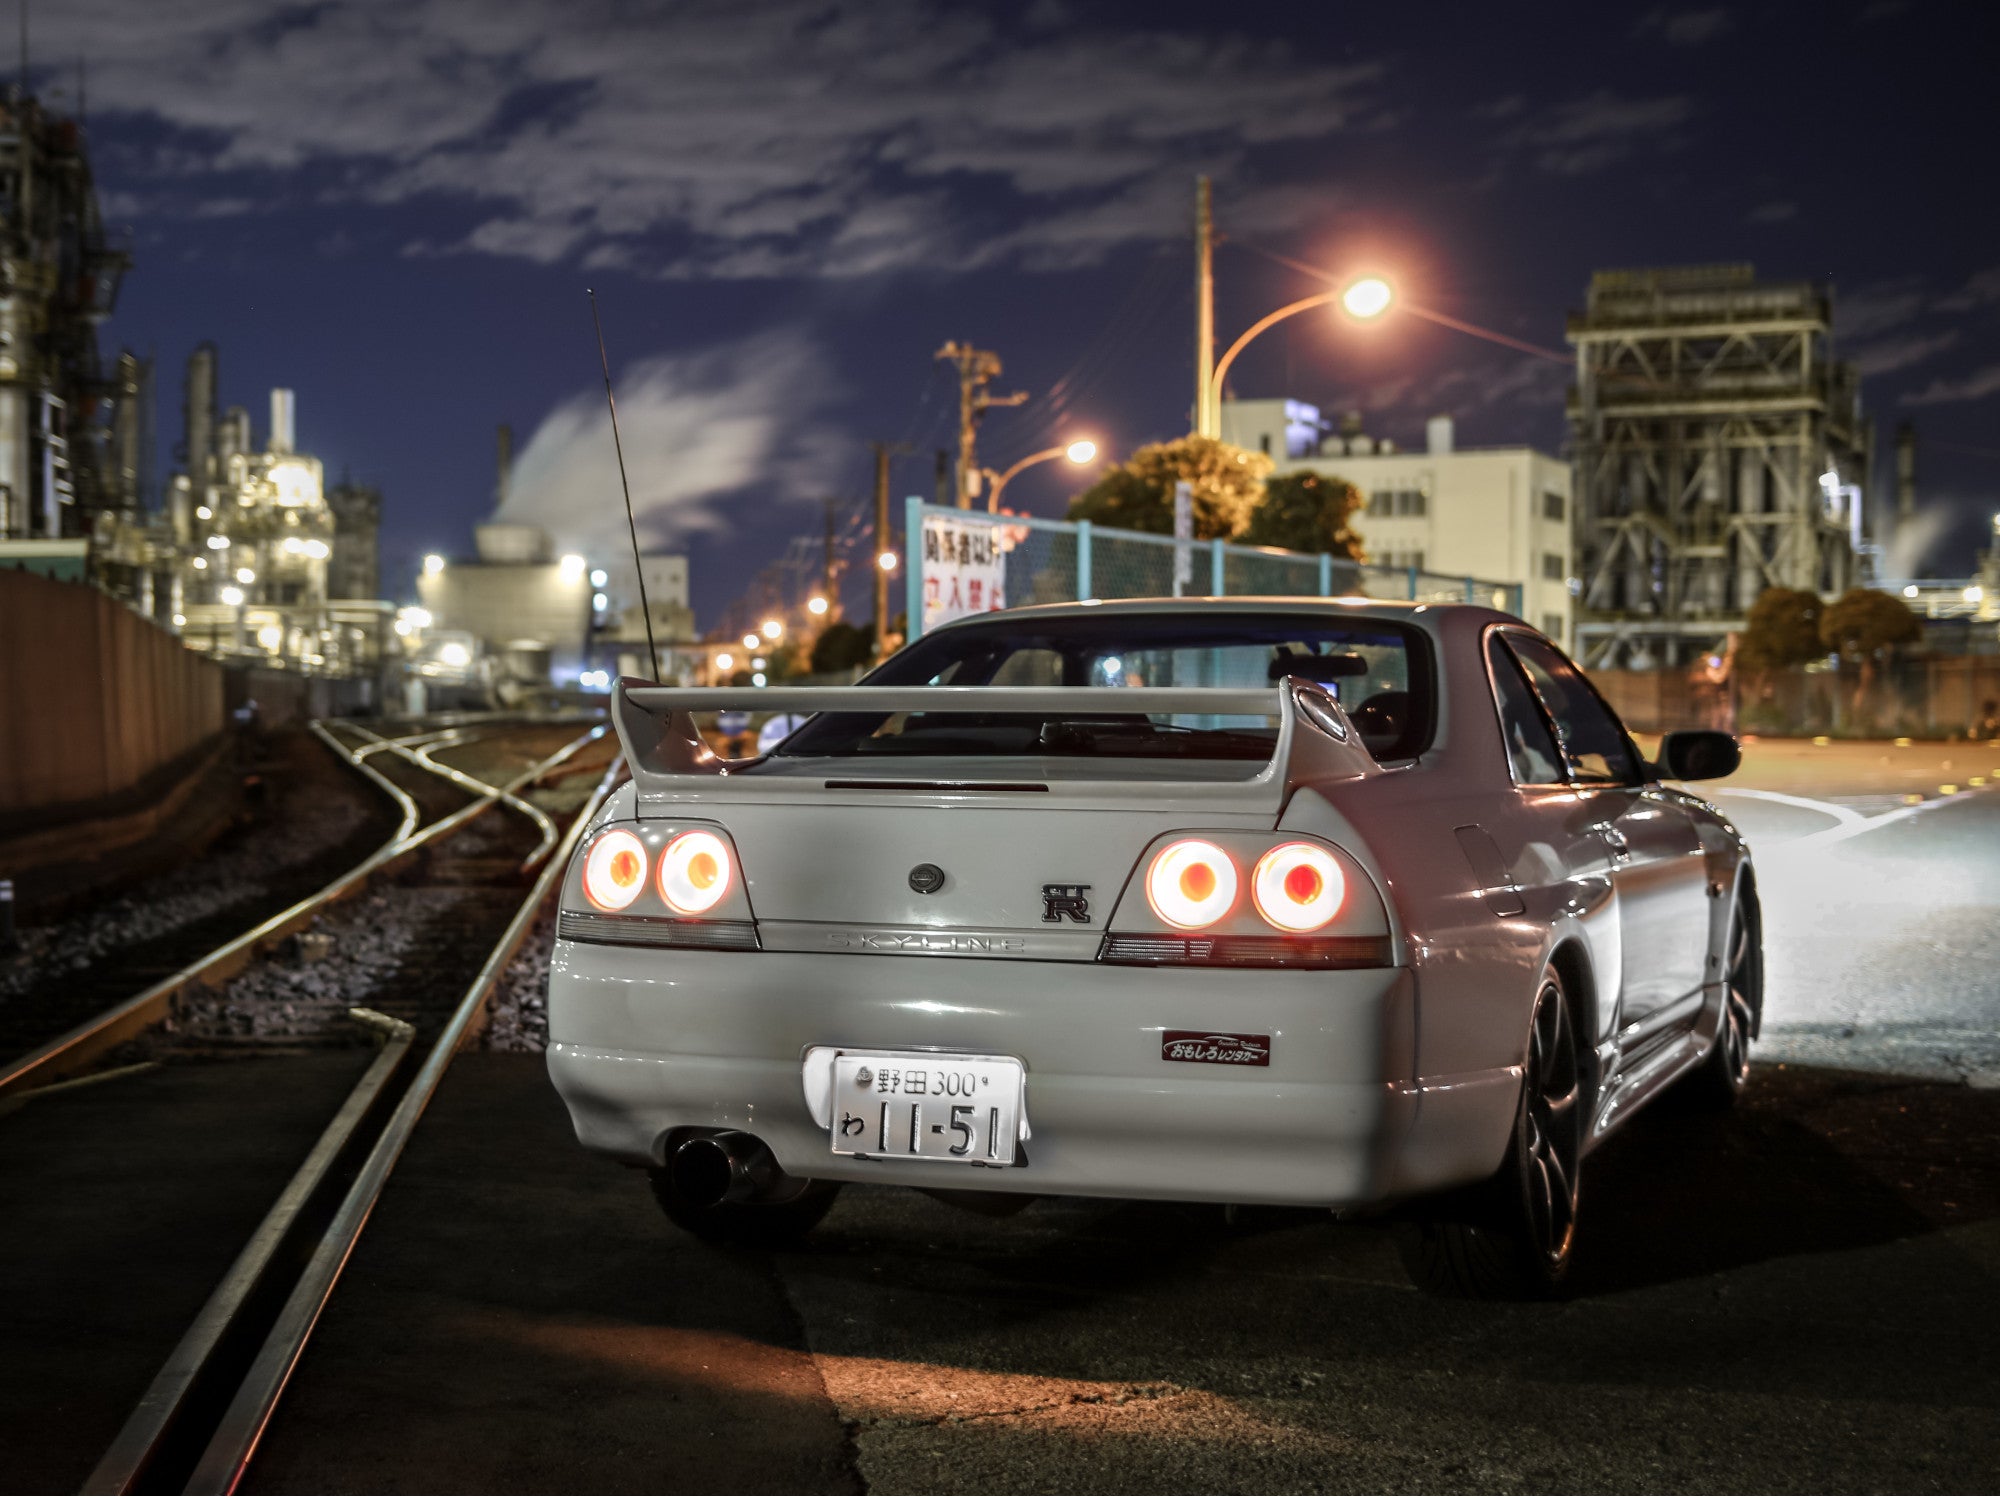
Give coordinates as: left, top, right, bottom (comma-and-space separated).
1654, 729, 1740, 782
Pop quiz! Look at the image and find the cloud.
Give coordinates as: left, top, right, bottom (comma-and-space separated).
1494, 91, 1695, 175
1901, 364, 2000, 406
1633, 8, 1734, 45
1849, 330, 1959, 375
1834, 277, 1924, 340
495, 328, 849, 564
1746, 199, 1796, 224
49, 0, 1385, 278
1936, 266, 2000, 312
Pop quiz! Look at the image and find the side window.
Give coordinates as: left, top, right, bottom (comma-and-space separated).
1486, 634, 1564, 785
1502, 633, 1641, 786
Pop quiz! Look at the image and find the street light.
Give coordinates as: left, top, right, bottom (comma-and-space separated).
742, 633, 761, 649
1205, 276, 1395, 436
760, 619, 783, 641
878, 551, 899, 572
807, 596, 829, 616
981, 438, 1101, 513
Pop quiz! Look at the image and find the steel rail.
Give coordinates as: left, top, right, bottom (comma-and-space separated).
80, 1009, 419, 1496
342, 722, 564, 869
306, 721, 419, 844
183, 754, 627, 1494
0, 723, 603, 1097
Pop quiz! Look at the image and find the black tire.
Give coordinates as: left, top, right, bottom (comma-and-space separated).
1681, 889, 1759, 1110
1397, 964, 1583, 1299
647, 1170, 841, 1248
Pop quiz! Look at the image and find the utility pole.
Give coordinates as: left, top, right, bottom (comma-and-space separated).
1194, 174, 1215, 439
822, 497, 842, 618
935, 341, 1026, 508
872, 441, 909, 654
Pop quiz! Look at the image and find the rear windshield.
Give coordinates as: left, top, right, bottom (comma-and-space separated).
775, 611, 1433, 763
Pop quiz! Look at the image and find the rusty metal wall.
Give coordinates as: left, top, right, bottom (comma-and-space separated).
0, 570, 224, 817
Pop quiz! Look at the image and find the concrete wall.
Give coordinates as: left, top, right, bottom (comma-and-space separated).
0, 570, 225, 818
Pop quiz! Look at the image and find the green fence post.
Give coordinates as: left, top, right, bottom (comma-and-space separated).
1211, 539, 1225, 596
1318, 552, 1332, 595
1464, 576, 1475, 604
1076, 519, 1092, 599
1406, 565, 1418, 601
904, 495, 924, 639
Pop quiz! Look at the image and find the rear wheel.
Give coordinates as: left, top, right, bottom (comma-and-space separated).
647, 1169, 841, 1248
1398, 965, 1582, 1299
1682, 890, 1759, 1109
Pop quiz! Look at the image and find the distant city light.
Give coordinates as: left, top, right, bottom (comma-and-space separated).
751, 657, 767, 671
399, 606, 433, 628
423, 554, 446, 575
590, 569, 609, 588
220, 586, 245, 606
807, 595, 829, 615
559, 554, 587, 582
192, 557, 208, 570
171, 613, 186, 627
751, 673, 767, 687
742, 633, 761, 649
439, 641, 472, 667
1341, 277, 1394, 319
716, 653, 734, 670
593, 592, 609, 611
195, 506, 212, 520
878, 551, 899, 572
1065, 440, 1097, 464
304, 539, 330, 559
1904, 585, 1919, 598
394, 619, 413, 637
207, 535, 229, 549
760, 619, 783, 640
235, 567, 256, 584
257, 624, 283, 651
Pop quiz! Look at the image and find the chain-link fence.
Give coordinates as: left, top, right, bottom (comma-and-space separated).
906, 501, 1523, 637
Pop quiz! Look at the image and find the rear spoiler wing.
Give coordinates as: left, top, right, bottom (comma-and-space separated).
610, 677, 1379, 812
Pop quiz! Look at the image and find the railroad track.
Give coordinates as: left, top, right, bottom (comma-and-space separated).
0, 717, 599, 1090
56, 741, 626, 1494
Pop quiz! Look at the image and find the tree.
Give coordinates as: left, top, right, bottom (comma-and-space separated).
1737, 587, 1826, 670
1819, 587, 1921, 727
1065, 436, 1269, 539
1240, 471, 1367, 560
810, 620, 875, 675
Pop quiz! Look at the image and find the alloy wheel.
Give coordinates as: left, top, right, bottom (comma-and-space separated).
1522, 980, 1582, 1271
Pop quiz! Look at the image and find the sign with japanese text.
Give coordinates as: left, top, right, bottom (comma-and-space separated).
920, 513, 1008, 630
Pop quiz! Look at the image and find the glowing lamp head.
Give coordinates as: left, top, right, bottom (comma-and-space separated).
760, 619, 783, 641
715, 653, 734, 670
658, 829, 732, 915
1146, 839, 1239, 930
559, 554, 587, 582
1341, 277, 1393, 320
1252, 843, 1345, 932
1065, 440, 1097, 465
423, 554, 446, 576
743, 633, 761, 650
807, 596, 829, 616
256, 624, 283, 652
582, 828, 649, 911
878, 551, 899, 572
220, 586, 245, 606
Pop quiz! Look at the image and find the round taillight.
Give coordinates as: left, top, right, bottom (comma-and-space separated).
658, 829, 733, 915
581, 828, 648, 912
1252, 842, 1345, 932
1145, 839, 1238, 930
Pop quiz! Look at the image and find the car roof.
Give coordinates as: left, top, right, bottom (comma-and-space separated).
929, 594, 1518, 634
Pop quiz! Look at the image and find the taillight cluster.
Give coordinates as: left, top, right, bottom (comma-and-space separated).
1144, 839, 1347, 934
580, 827, 735, 916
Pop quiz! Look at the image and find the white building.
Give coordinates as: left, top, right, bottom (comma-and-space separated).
1221, 399, 1575, 646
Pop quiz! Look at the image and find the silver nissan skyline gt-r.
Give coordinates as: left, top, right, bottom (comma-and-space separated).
545, 598, 1759, 1297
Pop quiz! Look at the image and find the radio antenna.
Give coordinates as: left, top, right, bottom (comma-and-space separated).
589, 289, 660, 682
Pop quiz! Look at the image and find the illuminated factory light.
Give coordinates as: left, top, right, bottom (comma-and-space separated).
1904, 585, 1919, 598
304, 540, 330, 559
742, 633, 760, 649
399, 607, 433, 628
236, 567, 256, 584
760, 619, 783, 641
192, 557, 207, 570
751, 673, 767, 687
220, 586, 245, 606
560, 554, 587, 582
593, 592, 609, 611
590, 569, 609, 588
715, 653, 734, 670
423, 554, 446, 576
195, 506, 212, 520
207, 535, 229, 549
394, 620, 412, 637
439, 642, 472, 667
172, 613, 186, 627
257, 624, 284, 651
807, 596, 829, 616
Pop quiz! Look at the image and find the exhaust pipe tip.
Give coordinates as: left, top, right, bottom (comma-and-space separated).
669, 1130, 806, 1208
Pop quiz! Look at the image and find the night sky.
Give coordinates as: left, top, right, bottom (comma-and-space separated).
47, 0, 1999, 626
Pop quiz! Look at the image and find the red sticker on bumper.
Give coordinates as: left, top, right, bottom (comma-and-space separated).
1161, 1031, 1271, 1066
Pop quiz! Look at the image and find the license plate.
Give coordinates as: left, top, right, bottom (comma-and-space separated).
827, 1052, 1024, 1165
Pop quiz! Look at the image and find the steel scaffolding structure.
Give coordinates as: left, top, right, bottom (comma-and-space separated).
1566, 265, 1870, 668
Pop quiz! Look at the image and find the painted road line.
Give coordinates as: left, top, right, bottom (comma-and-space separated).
1771, 785, 1987, 852
1708, 787, 1868, 827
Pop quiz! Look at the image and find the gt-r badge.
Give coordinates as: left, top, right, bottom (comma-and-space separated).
1162, 1031, 1271, 1067
1040, 883, 1091, 923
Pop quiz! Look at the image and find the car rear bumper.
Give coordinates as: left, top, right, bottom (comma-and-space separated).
546, 939, 1438, 1207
